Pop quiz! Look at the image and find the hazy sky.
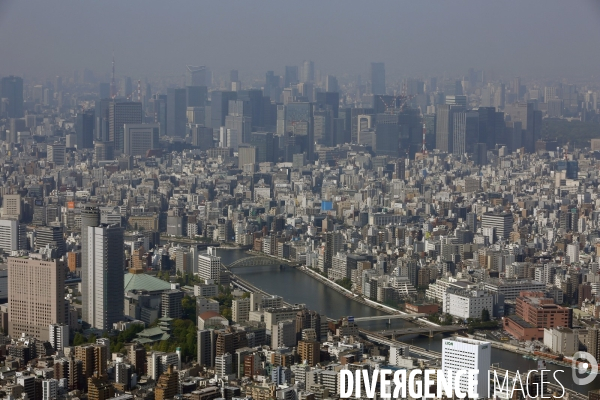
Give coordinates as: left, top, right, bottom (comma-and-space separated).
2, 0, 600, 82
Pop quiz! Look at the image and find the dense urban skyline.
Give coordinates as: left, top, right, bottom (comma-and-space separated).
2, 1, 600, 81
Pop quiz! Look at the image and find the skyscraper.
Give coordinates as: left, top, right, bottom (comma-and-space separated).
435, 104, 464, 153
370, 62, 385, 95
86, 224, 124, 330
167, 88, 187, 137
300, 60, 315, 83
1, 76, 24, 118
8, 256, 66, 341
81, 207, 99, 325
123, 124, 159, 156
452, 111, 479, 156
284, 66, 299, 88
186, 65, 208, 86
75, 110, 95, 149
325, 75, 338, 93
109, 101, 143, 152
210, 91, 237, 129
186, 86, 208, 107
0, 219, 26, 252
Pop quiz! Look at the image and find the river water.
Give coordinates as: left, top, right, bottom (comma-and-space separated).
219, 249, 600, 394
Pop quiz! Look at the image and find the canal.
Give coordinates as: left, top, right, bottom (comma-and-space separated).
219, 249, 600, 394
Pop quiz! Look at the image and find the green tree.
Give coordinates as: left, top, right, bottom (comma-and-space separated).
88, 333, 97, 344
73, 332, 86, 346
481, 308, 490, 322
335, 277, 352, 290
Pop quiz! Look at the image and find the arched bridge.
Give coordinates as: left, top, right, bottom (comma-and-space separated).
226, 256, 287, 269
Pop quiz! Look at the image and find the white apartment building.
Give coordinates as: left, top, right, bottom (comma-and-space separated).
443, 288, 494, 320
442, 337, 491, 399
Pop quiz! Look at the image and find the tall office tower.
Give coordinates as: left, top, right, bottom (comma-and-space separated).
80, 207, 99, 324
285, 102, 313, 160
369, 62, 386, 95
1, 76, 24, 118
442, 337, 491, 399
36, 225, 66, 257
49, 323, 69, 352
148, 94, 167, 135
249, 131, 275, 163
474, 143, 488, 166
238, 89, 265, 129
8, 117, 26, 144
167, 88, 187, 137
109, 101, 143, 152
86, 224, 124, 330
477, 107, 497, 150
210, 91, 237, 129
190, 125, 214, 150
300, 60, 315, 83
198, 253, 222, 283
284, 66, 299, 88
75, 110, 95, 149
225, 100, 251, 150
186, 86, 208, 107
99, 83, 110, 99
423, 113, 437, 151
94, 98, 111, 141
323, 232, 343, 274
197, 329, 216, 368
444, 79, 463, 96
2, 194, 22, 220
504, 102, 541, 153
121, 77, 133, 98
481, 212, 513, 240
493, 83, 506, 109
544, 86, 557, 102
435, 104, 464, 153
374, 113, 400, 156
238, 145, 258, 169
313, 106, 334, 147
351, 108, 375, 143
47, 143, 66, 166
452, 111, 479, 156
186, 65, 208, 86
123, 124, 159, 156
325, 75, 338, 93
0, 219, 26, 252
8, 256, 66, 341
512, 77, 522, 99
316, 92, 339, 118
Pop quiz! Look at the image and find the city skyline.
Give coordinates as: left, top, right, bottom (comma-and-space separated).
2, 1, 600, 81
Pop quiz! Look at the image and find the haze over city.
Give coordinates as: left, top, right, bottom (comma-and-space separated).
2, 0, 600, 81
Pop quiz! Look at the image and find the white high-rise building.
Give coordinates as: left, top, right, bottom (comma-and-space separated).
198, 253, 221, 283
42, 379, 58, 400
567, 243, 580, 264
86, 224, 124, 330
442, 337, 491, 399
0, 218, 25, 252
49, 324, 69, 352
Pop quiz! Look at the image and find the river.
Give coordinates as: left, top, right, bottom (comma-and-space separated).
219, 248, 600, 394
